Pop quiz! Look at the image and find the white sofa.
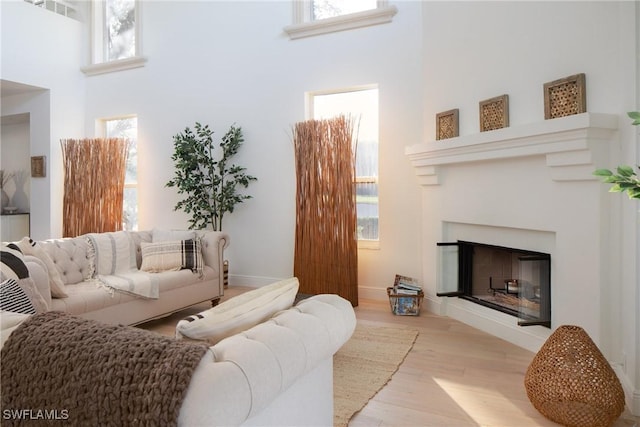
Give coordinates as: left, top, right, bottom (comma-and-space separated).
19, 229, 229, 325
0, 293, 357, 426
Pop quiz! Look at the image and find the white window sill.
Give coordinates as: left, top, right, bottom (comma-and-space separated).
81, 56, 147, 76
283, 5, 398, 40
358, 239, 380, 250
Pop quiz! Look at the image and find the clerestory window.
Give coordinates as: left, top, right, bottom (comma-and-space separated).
82, 0, 146, 76
284, 0, 397, 40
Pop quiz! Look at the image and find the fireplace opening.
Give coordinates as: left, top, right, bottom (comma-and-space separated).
437, 241, 551, 327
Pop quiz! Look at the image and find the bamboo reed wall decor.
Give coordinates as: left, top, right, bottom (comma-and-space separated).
293, 116, 358, 306
61, 138, 130, 237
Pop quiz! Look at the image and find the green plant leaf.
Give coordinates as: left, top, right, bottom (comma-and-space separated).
628, 111, 640, 126
617, 165, 635, 177
593, 169, 613, 177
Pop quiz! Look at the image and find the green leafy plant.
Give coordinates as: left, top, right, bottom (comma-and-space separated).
593, 112, 640, 200
166, 122, 257, 231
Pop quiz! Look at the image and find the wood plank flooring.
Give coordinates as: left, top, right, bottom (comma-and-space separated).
138, 286, 640, 427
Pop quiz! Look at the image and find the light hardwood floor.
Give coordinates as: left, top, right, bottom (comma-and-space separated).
139, 286, 639, 427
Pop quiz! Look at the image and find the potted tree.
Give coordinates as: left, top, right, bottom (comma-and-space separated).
167, 122, 257, 287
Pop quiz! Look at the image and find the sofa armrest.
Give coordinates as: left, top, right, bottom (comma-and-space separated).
23, 255, 52, 308
196, 231, 230, 294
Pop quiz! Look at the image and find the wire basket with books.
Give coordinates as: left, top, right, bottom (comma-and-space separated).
387, 274, 424, 316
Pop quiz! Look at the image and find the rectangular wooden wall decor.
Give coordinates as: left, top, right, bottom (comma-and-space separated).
479, 94, 509, 132
436, 109, 459, 140
544, 73, 586, 119
30, 156, 46, 177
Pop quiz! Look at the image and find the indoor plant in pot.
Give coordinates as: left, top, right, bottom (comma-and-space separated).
166, 122, 257, 286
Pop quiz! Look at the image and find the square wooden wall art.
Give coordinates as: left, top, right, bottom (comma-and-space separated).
31, 156, 46, 177
479, 94, 509, 132
436, 109, 459, 140
544, 73, 586, 119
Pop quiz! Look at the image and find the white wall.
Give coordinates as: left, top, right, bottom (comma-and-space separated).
1, 0, 85, 239
420, 0, 639, 414
82, 1, 424, 297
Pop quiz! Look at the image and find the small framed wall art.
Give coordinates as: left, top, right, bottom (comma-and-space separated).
31, 156, 46, 178
436, 109, 459, 140
479, 94, 509, 132
543, 73, 586, 120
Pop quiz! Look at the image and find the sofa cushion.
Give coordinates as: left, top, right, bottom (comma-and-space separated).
0, 279, 36, 315
175, 277, 299, 343
140, 238, 203, 276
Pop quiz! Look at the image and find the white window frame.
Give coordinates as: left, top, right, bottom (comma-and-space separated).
307, 85, 381, 250
284, 0, 397, 40
81, 0, 147, 76
98, 115, 139, 231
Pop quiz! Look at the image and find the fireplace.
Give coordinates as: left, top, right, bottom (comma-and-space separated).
437, 240, 551, 327
405, 112, 619, 352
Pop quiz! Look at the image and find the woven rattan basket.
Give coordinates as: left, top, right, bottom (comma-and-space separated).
524, 325, 625, 427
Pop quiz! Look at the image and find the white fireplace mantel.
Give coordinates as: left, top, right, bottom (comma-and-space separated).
406, 113, 619, 185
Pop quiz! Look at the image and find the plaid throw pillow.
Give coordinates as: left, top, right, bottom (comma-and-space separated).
140, 238, 203, 277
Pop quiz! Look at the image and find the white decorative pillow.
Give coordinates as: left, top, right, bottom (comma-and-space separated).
152, 228, 196, 243
140, 239, 203, 276
175, 277, 299, 343
15, 237, 67, 299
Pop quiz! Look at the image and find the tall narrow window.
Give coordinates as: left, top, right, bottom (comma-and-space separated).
311, 87, 379, 243
105, 0, 136, 61
104, 117, 138, 231
83, 0, 146, 75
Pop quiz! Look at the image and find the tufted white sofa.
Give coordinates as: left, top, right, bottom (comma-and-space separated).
1, 293, 356, 426
23, 230, 229, 325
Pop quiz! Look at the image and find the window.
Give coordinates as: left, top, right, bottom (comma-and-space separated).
103, 116, 138, 231
284, 0, 397, 40
310, 87, 379, 245
82, 0, 146, 75
312, 0, 377, 20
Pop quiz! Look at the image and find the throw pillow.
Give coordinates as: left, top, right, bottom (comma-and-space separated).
140, 238, 203, 276
175, 277, 299, 343
0, 279, 37, 315
0, 245, 48, 312
152, 228, 196, 243
1, 244, 29, 280
15, 237, 68, 299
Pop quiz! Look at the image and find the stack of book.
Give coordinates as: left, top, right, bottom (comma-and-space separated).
392, 274, 422, 295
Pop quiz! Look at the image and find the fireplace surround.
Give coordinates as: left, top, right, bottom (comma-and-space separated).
406, 112, 619, 353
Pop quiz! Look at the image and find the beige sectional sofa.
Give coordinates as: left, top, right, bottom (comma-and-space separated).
18, 229, 229, 325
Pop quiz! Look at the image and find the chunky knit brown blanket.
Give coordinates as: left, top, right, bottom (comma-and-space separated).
1, 311, 209, 426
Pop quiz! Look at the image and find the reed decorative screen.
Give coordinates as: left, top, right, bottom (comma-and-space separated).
293, 116, 358, 306
61, 138, 130, 237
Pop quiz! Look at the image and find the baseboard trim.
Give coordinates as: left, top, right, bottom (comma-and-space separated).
228, 274, 285, 288
613, 364, 640, 416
